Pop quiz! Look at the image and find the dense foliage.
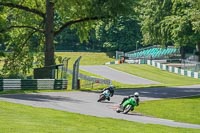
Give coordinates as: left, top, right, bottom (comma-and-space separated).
0, 0, 138, 77
55, 17, 142, 52
0, 0, 200, 77
139, 0, 200, 58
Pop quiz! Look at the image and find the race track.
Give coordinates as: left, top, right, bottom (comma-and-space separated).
0, 65, 200, 129
0, 86, 200, 129
80, 65, 160, 84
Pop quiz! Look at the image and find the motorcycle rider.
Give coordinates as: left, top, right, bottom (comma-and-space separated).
120, 92, 140, 109
101, 85, 115, 101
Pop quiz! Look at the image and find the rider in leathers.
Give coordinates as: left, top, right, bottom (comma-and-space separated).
102, 85, 115, 101
120, 92, 139, 110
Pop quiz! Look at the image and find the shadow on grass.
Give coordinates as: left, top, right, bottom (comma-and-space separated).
0, 89, 67, 95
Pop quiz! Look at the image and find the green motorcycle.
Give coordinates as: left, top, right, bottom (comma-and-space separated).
116, 97, 138, 114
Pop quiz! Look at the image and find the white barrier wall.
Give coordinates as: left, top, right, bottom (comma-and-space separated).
147, 60, 200, 79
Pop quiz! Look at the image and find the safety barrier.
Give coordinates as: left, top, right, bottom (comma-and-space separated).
68, 69, 111, 85
147, 60, 200, 79
0, 79, 67, 90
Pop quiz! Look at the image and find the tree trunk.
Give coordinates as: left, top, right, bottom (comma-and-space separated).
180, 46, 185, 59
45, 0, 54, 66
196, 42, 200, 62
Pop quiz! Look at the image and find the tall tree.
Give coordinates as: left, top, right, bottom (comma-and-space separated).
95, 16, 142, 52
0, 5, 7, 51
0, 0, 138, 76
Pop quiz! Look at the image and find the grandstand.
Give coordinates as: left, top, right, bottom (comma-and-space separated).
114, 46, 200, 79
125, 46, 179, 59
114, 46, 180, 64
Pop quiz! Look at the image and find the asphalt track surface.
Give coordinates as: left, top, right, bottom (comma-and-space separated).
0, 65, 200, 129
80, 65, 160, 84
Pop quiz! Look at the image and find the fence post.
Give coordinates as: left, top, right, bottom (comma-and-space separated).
62, 57, 70, 79
72, 56, 82, 89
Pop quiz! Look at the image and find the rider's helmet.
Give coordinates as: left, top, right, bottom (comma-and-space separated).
134, 92, 139, 97
110, 84, 114, 88
109, 85, 115, 97
109, 85, 115, 90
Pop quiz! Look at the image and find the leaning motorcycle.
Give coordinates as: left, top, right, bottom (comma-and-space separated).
116, 97, 135, 114
97, 89, 111, 102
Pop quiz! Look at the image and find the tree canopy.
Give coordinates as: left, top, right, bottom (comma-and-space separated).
1, 0, 200, 77
139, 0, 200, 48
0, 0, 138, 77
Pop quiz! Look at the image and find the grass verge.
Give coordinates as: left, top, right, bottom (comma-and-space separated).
136, 96, 200, 124
109, 64, 200, 86
55, 52, 115, 69
0, 101, 199, 133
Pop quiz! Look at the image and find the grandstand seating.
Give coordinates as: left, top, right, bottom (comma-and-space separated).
125, 46, 179, 59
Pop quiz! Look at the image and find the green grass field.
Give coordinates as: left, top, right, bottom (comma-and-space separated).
137, 96, 200, 124
109, 64, 200, 86
55, 52, 115, 68
0, 101, 199, 133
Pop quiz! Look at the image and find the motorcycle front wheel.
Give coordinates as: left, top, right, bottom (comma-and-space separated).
123, 105, 133, 114
97, 94, 106, 102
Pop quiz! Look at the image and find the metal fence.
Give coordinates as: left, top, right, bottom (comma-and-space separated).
67, 69, 111, 89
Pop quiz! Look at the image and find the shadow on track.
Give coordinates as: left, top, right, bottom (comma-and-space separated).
114, 86, 200, 99
0, 93, 84, 103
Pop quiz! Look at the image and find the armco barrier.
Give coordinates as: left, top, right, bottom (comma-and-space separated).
0, 79, 67, 90
147, 60, 200, 79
